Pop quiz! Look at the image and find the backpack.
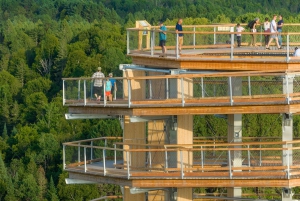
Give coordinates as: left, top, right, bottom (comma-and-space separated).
247, 20, 255, 28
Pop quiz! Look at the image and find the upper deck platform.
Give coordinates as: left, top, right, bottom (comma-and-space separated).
127, 23, 300, 71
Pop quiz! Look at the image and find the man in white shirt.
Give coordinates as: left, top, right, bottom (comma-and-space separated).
92, 67, 105, 101
294, 47, 300, 57
236, 23, 245, 47
266, 15, 281, 50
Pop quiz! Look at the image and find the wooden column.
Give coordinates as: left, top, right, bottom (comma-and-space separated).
124, 187, 145, 201
123, 70, 146, 201
147, 72, 168, 201
176, 115, 193, 201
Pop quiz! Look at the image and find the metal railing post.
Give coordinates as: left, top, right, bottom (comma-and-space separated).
149, 80, 153, 99
228, 150, 232, 179
128, 79, 131, 108
259, 142, 262, 166
214, 27, 216, 44
103, 148, 106, 176
127, 30, 130, 54
90, 81, 93, 99
165, 148, 168, 172
150, 30, 154, 56
181, 77, 185, 107
193, 26, 196, 49
248, 76, 251, 96
78, 80, 81, 100
63, 144, 66, 170
114, 144, 117, 168
176, 33, 179, 59
126, 151, 130, 179
78, 143, 81, 163
229, 77, 233, 106
201, 77, 204, 98
63, 80, 66, 105
287, 34, 290, 63
230, 27, 234, 61
84, 80, 86, 105
287, 148, 290, 179
104, 139, 107, 160
90, 141, 93, 163
166, 78, 169, 99
149, 151, 152, 169
84, 147, 87, 172
103, 81, 107, 107
247, 145, 251, 171
201, 146, 204, 172
286, 75, 290, 104
180, 150, 184, 179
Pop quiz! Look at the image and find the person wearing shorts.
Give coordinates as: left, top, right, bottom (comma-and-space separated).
105, 77, 112, 101
92, 67, 104, 101
109, 73, 117, 100
266, 15, 281, 50
159, 21, 167, 57
175, 18, 183, 55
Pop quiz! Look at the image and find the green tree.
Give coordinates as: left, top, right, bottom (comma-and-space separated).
47, 176, 59, 201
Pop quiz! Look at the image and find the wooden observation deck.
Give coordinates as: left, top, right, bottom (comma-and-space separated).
63, 23, 300, 201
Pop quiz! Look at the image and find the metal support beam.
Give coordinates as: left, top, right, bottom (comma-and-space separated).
65, 178, 97, 184
65, 114, 115, 120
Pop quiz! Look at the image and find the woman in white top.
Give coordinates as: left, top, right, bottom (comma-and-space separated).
264, 17, 270, 46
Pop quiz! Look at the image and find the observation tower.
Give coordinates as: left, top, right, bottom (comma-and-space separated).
62, 21, 300, 201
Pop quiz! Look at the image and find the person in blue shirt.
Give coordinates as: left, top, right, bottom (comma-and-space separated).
109, 73, 117, 100
175, 18, 183, 54
159, 21, 167, 57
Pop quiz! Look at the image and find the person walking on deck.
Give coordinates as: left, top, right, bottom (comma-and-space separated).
92, 67, 105, 101
277, 15, 284, 46
266, 15, 281, 50
175, 18, 183, 55
159, 21, 167, 57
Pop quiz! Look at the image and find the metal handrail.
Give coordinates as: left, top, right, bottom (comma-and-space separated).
63, 138, 300, 180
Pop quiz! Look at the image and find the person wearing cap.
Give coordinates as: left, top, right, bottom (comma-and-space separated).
109, 73, 117, 100
92, 67, 105, 101
159, 21, 167, 57
250, 18, 259, 46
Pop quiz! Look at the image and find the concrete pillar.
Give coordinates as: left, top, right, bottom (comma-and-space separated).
227, 114, 242, 199
282, 75, 293, 167
282, 75, 294, 201
227, 77, 242, 200
282, 188, 294, 201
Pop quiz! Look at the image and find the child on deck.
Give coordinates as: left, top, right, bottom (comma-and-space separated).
105, 77, 112, 101
236, 23, 245, 47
